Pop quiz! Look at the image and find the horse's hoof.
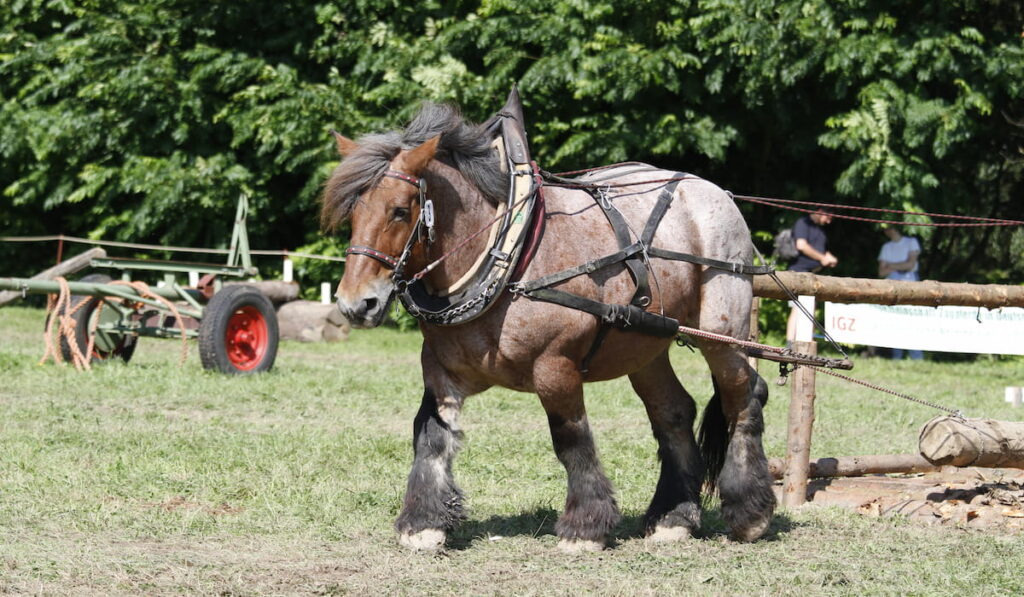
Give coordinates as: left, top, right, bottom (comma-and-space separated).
557, 538, 605, 553
728, 515, 772, 543
398, 529, 446, 551
646, 524, 695, 543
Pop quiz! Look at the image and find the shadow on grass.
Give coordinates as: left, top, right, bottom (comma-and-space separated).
446, 506, 804, 551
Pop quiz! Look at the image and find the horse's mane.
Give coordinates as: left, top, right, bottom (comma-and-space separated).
321, 103, 509, 231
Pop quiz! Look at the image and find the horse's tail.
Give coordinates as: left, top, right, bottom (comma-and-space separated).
698, 372, 769, 491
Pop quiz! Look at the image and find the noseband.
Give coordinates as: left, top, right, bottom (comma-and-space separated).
345, 169, 433, 277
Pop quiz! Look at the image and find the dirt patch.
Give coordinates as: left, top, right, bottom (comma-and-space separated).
142, 495, 244, 516
776, 467, 1024, 531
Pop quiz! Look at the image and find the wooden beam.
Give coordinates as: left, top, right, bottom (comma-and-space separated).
0, 247, 106, 306
753, 271, 1024, 308
768, 454, 940, 479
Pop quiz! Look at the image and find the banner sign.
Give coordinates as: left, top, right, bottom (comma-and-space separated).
824, 302, 1024, 355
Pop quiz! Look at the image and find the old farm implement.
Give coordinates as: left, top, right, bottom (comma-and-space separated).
0, 196, 279, 374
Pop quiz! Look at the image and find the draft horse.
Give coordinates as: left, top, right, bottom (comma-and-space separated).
321, 93, 773, 551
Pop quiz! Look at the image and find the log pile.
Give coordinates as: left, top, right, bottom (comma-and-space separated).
276, 299, 350, 343
232, 281, 350, 343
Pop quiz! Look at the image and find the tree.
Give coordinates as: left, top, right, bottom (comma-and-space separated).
3, 0, 1021, 290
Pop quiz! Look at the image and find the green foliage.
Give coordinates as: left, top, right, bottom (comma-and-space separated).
2, 1, 1022, 335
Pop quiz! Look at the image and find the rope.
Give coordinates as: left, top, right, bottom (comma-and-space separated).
38, 277, 190, 371
40, 277, 94, 371
550, 162, 1022, 228
731, 194, 1024, 228
678, 323, 818, 363
0, 235, 347, 262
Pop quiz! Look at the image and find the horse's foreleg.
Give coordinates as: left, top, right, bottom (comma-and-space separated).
628, 351, 702, 540
394, 352, 474, 551
538, 368, 620, 551
700, 344, 775, 542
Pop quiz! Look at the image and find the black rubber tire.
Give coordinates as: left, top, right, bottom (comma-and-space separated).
198, 284, 279, 374
53, 273, 137, 364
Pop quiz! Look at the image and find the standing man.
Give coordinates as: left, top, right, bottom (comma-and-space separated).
878, 225, 923, 360
786, 209, 838, 343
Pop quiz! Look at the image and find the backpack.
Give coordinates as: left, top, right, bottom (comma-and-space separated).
773, 228, 799, 261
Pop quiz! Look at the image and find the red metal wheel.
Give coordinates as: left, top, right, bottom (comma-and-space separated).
199, 285, 278, 374
225, 305, 269, 370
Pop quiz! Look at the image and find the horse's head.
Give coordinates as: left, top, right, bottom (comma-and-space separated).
323, 131, 439, 328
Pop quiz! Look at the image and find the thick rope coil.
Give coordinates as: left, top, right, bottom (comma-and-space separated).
40, 277, 191, 370
40, 276, 93, 371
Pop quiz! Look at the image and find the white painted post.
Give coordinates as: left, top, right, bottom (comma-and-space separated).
188, 271, 199, 287
321, 282, 332, 305
794, 295, 816, 342
282, 257, 294, 282
1006, 386, 1023, 408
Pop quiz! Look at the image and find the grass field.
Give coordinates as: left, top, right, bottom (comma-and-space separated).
1, 305, 1022, 595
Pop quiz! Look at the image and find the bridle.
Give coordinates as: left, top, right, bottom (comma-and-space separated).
345, 169, 434, 285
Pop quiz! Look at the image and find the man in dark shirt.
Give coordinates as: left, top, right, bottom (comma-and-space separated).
786, 209, 837, 342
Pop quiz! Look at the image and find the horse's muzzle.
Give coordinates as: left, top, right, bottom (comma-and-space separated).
335, 281, 394, 329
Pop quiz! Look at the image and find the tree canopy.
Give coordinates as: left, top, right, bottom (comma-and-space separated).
2, 0, 1022, 286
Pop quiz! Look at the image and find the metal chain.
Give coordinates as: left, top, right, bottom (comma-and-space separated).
809, 365, 965, 418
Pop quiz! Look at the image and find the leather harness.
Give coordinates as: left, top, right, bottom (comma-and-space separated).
346, 88, 775, 371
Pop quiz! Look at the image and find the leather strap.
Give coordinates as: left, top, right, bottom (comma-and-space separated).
385, 169, 422, 188
646, 247, 775, 275
345, 244, 400, 269
527, 288, 680, 338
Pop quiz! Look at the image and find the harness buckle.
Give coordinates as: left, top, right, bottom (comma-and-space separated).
422, 199, 436, 244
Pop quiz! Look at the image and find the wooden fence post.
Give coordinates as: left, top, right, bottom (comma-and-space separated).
782, 339, 817, 507
783, 294, 816, 507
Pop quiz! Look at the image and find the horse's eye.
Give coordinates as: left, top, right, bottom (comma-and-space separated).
391, 207, 411, 221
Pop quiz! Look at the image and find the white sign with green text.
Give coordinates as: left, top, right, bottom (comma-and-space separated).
824, 302, 1024, 355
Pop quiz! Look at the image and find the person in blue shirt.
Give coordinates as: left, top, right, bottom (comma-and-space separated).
878, 224, 924, 360
786, 209, 838, 343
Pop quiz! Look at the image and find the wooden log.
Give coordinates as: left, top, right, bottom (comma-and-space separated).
782, 339, 817, 507
768, 454, 941, 479
0, 247, 106, 306
225, 280, 299, 304
753, 271, 1024, 308
919, 416, 1024, 468
276, 300, 350, 342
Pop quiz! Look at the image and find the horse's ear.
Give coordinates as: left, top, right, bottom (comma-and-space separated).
331, 129, 358, 157
401, 135, 441, 175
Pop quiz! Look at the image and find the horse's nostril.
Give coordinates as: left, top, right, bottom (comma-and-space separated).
362, 297, 379, 313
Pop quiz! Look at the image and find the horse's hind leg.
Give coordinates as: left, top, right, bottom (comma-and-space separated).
628, 351, 703, 540
699, 343, 775, 541
537, 361, 620, 551
695, 271, 775, 541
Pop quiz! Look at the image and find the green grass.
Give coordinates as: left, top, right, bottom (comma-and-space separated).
1, 305, 1022, 595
